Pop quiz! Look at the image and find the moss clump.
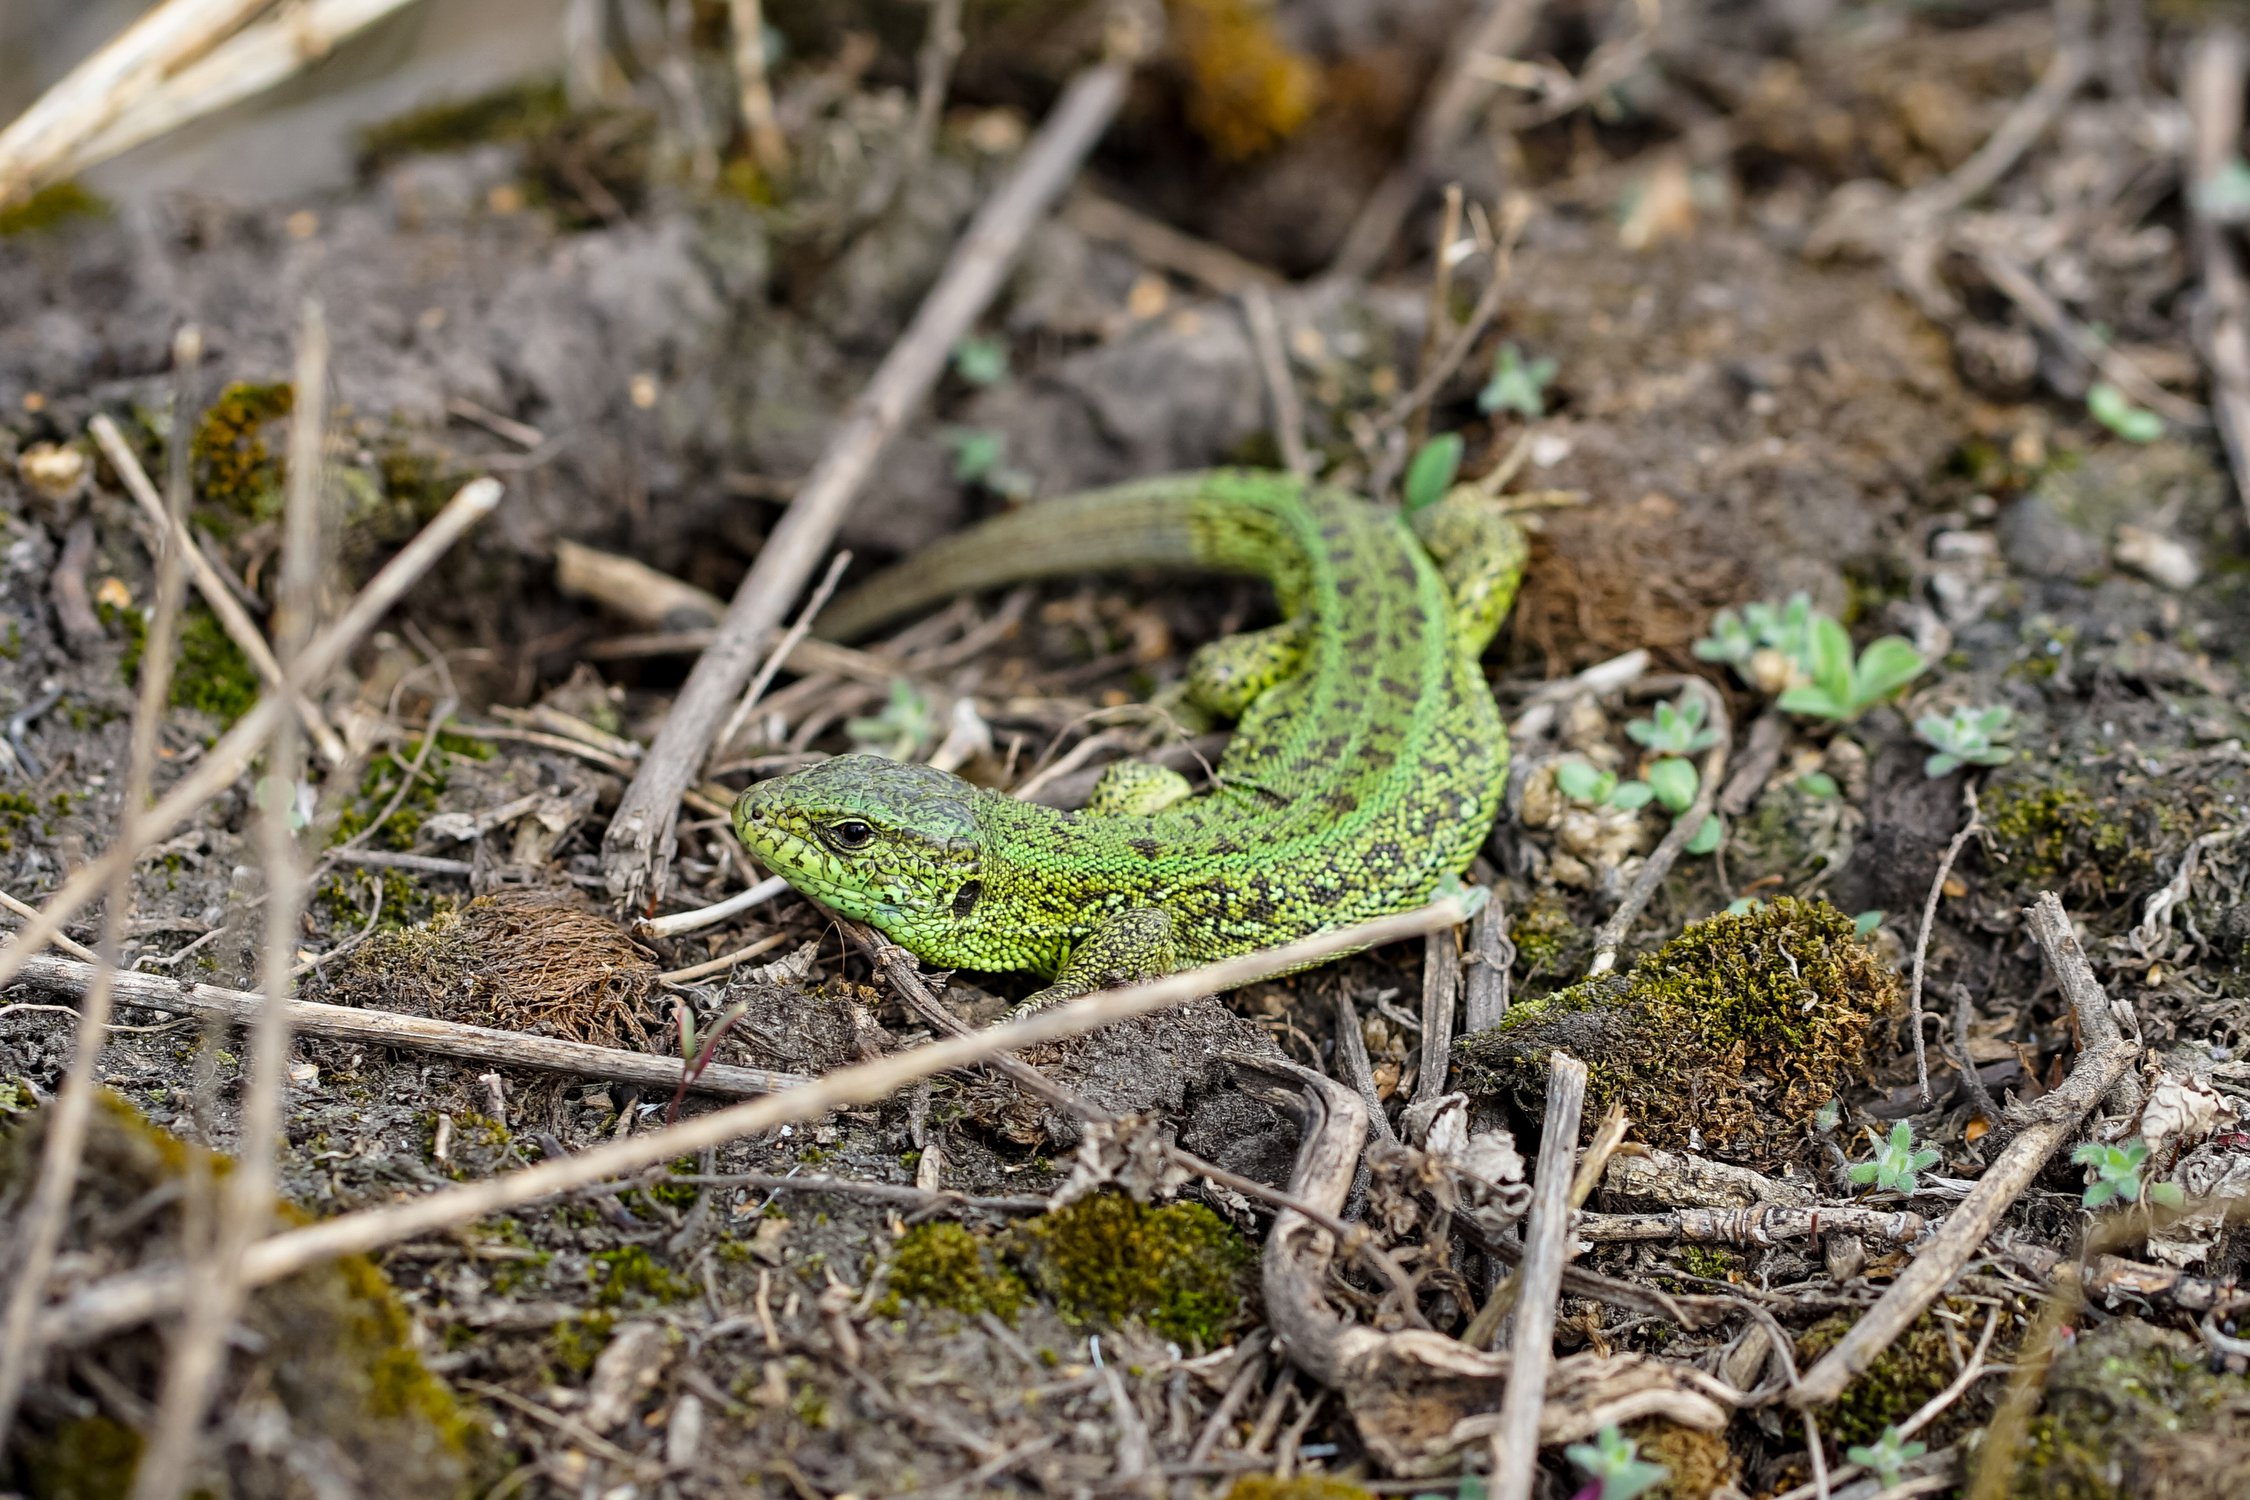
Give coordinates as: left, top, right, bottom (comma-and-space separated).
588, 1246, 696, 1308
1981, 764, 2159, 904
1169, 0, 1321, 160
2007, 1317, 2250, 1500
329, 731, 494, 850
1224, 1478, 1374, 1500
886, 1195, 1254, 1347
10, 1414, 143, 1500
886, 1221, 1027, 1322
0, 1093, 476, 1497
549, 1311, 616, 1379
356, 79, 572, 171
1510, 892, 1582, 978
112, 602, 262, 728
191, 380, 293, 520
0, 180, 109, 237
1017, 1194, 1254, 1348
1797, 1304, 1984, 1451
1454, 899, 1899, 1170
1628, 1418, 1737, 1500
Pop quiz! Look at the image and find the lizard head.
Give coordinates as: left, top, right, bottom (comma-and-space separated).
733, 754, 992, 956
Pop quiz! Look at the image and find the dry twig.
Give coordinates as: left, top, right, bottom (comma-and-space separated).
34, 901, 1469, 1350
1587, 677, 1732, 976
1791, 893, 2139, 1409
1907, 782, 1982, 1104
602, 53, 1137, 909
1489, 1052, 1587, 1500
2185, 26, 2250, 519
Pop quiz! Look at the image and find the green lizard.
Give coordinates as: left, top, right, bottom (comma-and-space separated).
731, 469, 1526, 1012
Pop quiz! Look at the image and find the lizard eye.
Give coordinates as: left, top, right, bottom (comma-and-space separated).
825, 819, 875, 851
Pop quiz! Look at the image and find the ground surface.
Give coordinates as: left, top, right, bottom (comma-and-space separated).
3, 1, 2250, 1497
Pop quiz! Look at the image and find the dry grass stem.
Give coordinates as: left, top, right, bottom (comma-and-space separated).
36, 899, 1466, 1350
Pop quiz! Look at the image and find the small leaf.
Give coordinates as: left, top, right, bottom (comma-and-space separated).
1685, 814, 1723, 855
1625, 718, 1658, 747
2084, 1179, 2118, 1209
1777, 684, 1845, 720
2150, 1180, 2185, 1209
951, 335, 1010, 386
1854, 910, 1884, 937
1798, 771, 1841, 798
2087, 381, 2165, 443
1405, 433, 1464, 512
1851, 636, 1929, 705
1924, 752, 1960, 779
1809, 615, 1854, 700
1725, 897, 1762, 916
1645, 757, 1698, 813
1556, 760, 1612, 802
1610, 780, 1656, 811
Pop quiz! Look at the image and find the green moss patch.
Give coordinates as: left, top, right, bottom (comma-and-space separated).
0, 1093, 478, 1498
1799, 1300, 2008, 1450
886, 1221, 1027, 1321
191, 380, 294, 521
2006, 1317, 2250, 1500
1454, 898, 1899, 1169
0, 181, 109, 237
885, 1194, 1254, 1349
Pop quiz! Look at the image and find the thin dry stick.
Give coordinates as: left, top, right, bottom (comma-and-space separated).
52, 0, 432, 191
2184, 25, 2250, 520
0, 890, 98, 963
713, 549, 852, 765
902, 0, 965, 183
88, 414, 346, 767
131, 302, 328, 1500
638, 875, 790, 941
1463, 893, 1511, 1032
0, 0, 269, 208
37, 900, 1466, 1350
1374, 195, 1530, 438
0, 477, 502, 999
727, 0, 789, 173
1242, 285, 1312, 477
1791, 892, 2137, 1409
1587, 678, 1732, 976
1413, 926, 1461, 1107
9, 948, 808, 1097
1897, 0, 2090, 225
1488, 1051, 1589, 1500
1329, 0, 1542, 280
602, 56, 1136, 909
1907, 782, 1982, 1104
0, 326, 200, 1439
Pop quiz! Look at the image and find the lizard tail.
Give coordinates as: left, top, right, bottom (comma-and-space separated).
816, 473, 1244, 643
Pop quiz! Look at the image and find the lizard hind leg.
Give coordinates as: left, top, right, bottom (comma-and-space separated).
1183, 618, 1307, 721
1409, 491, 1530, 655
1084, 760, 1196, 817
1006, 907, 1179, 1018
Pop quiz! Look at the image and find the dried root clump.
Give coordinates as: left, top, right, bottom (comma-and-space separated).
1452, 898, 1899, 1170
321, 889, 660, 1048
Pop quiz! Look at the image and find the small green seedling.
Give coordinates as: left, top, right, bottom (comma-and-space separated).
2072, 1137, 2185, 1210
1404, 432, 1464, 512
1694, 592, 1816, 690
1849, 1120, 1939, 1195
2087, 381, 2163, 444
1845, 1425, 1927, 1490
1644, 756, 1698, 814
1853, 910, 1884, 938
1684, 814, 1722, 855
2196, 156, 2250, 222
1563, 1424, 1667, 1500
1797, 771, 1842, 799
1478, 342, 1558, 419
1916, 704, 2016, 778
846, 679, 938, 761
940, 426, 1034, 499
1556, 758, 1646, 810
1627, 694, 1720, 756
1775, 616, 1927, 722
951, 335, 1010, 387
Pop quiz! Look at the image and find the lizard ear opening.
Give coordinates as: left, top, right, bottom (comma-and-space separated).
950, 881, 983, 918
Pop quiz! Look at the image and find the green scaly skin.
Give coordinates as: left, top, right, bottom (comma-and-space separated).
732, 470, 1527, 1011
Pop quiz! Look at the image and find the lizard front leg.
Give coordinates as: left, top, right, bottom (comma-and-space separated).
1006, 907, 1179, 1018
